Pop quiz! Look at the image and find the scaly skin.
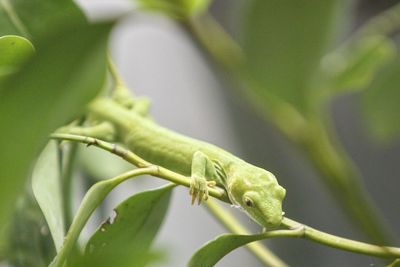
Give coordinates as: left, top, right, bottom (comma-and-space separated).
80, 97, 286, 228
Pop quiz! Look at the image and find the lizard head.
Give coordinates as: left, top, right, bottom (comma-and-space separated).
228, 165, 286, 229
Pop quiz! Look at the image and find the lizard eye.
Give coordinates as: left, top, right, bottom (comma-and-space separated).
243, 197, 254, 207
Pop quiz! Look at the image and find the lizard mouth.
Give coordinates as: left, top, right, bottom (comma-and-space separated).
258, 208, 284, 228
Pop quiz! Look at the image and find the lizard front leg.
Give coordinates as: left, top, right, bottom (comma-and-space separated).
189, 151, 218, 205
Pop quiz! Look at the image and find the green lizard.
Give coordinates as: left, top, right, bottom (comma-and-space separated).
60, 91, 286, 228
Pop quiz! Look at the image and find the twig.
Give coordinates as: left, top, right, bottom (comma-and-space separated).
281, 217, 400, 258
51, 133, 400, 260
50, 133, 228, 201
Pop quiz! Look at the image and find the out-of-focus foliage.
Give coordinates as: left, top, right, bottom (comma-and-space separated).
362, 55, 400, 142
242, 0, 341, 112
136, 0, 211, 19
83, 185, 173, 267
322, 35, 396, 93
0, 0, 112, 236
32, 141, 65, 252
0, 0, 86, 41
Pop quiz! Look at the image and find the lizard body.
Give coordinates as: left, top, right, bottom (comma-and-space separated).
64, 96, 286, 228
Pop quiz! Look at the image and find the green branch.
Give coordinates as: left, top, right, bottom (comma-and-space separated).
281, 217, 400, 259
52, 133, 282, 266
51, 133, 228, 202
50, 133, 400, 260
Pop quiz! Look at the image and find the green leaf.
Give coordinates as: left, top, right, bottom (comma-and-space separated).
49, 168, 153, 267
136, 0, 211, 19
0, 0, 86, 41
361, 56, 400, 141
0, 20, 113, 233
322, 35, 396, 92
0, 35, 34, 76
84, 184, 174, 267
242, 0, 340, 111
188, 233, 266, 267
32, 141, 65, 252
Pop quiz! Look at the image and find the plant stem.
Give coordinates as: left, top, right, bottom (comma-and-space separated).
50, 133, 229, 202
206, 199, 288, 267
183, 12, 393, 244
51, 132, 400, 260
281, 217, 400, 259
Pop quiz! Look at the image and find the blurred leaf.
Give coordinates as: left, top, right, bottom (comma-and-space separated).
242, 0, 340, 111
0, 20, 113, 233
362, 56, 400, 141
84, 184, 174, 267
79, 145, 133, 181
388, 259, 400, 267
49, 168, 153, 267
4, 192, 56, 267
322, 35, 396, 92
136, 0, 211, 19
32, 141, 65, 252
0, 0, 86, 41
188, 233, 266, 267
0, 35, 34, 77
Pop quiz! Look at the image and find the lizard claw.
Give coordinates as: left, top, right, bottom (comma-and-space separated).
189, 175, 210, 205
190, 191, 198, 205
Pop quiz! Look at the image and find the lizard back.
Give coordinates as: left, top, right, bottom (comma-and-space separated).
88, 98, 241, 176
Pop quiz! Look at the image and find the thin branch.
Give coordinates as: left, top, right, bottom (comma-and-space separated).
281, 217, 400, 259
51, 133, 400, 260
50, 133, 228, 202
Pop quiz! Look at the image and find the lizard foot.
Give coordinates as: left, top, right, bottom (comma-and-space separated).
189, 176, 214, 205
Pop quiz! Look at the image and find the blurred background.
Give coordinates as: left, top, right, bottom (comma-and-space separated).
69, 0, 400, 266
